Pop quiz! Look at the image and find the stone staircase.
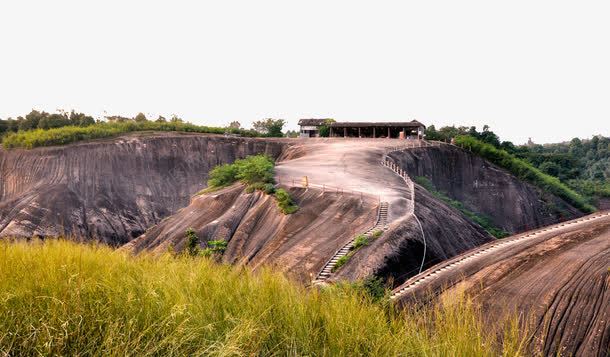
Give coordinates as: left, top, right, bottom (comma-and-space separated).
312, 201, 389, 285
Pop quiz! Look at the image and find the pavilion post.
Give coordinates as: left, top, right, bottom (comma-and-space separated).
343, 127, 347, 138
388, 127, 391, 138
373, 127, 376, 138
358, 127, 361, 138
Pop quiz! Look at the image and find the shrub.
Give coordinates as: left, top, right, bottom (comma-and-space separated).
352, 235, 369, 250
245, 182, 276, 194
263, 183, 276, 194
332, 254, 350, 272
185, 228, 200, 256
207, 155, 275, 190
207, 156, 296, 214
207, 163, 239, 188
275, 188, 299, 214
207, 239, 228, 253
202, 239, 228, 257
361, 277, 388, 302
234, 155, 275, 185
372, 230, 383, 238
455, 136, 595, 213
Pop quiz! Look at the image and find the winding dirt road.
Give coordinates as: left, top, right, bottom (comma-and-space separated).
393, 211, 610, 356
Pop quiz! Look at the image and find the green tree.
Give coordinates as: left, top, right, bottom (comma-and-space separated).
134, 113, 147, 122
539, 161, 561, 177
228, 121, 241, 129
69, 111, 95, 126
252, 118, 285, 137
185, 228, 200, 256
38, 113, 70, 129
318, 119, 335, 137
19, 110, 47, 130
170, 115, 183, 123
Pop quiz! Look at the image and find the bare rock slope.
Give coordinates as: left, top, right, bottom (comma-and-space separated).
392, 211, 610, 357
0, 133, 287, 245
388, 145, 582, 233
123, 184, 378, 283
330, 144, 583, 286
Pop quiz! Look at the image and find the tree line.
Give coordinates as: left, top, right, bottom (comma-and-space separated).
426, 124, 610, 205
1, 110, 291, 139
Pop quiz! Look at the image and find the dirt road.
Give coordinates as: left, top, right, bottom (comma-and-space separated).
275, 138, 419, 222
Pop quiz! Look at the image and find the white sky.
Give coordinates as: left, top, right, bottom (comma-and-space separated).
1, 1, 609, 144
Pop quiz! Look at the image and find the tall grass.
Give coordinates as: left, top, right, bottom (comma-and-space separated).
1, 121, 260, 149
0, 240, 526, 356
454, 135, 595, 213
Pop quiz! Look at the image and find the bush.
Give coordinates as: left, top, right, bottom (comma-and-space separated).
332, 254, 350, 272
262, 183, 276, 194
207, 155, 275, 189
185, 228, 200, 256
202, 239, 228, 257
455, 136, 595, 213
207, 156, 296, 214
352, 235, 369, 250
275, 188, 299, 214
207, 163, 239, 188
234, 155, 275, 185
372, 230, 383, 238
361, 277, 388, 303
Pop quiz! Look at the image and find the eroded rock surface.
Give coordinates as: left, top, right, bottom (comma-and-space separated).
0, 133, 288, 245
392, 212, 610, 357
332, 185, 493, 286
123, 184, 378, 283
389, 145, 583, 233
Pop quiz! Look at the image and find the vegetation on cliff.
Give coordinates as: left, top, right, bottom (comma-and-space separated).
1, 110, 292, 149
207, 155, 298, 214
0, 240, 526, 356
414, 176, 509, 238
454, 136, 595, 213
1, 120, 260, 149
426, 124, 610, 207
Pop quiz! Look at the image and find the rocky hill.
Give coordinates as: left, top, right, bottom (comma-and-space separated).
123, 184, 378, 283
0, 135, 584, 284
388, 145, 582, 233
391, 211, 610, 356
0, 133, 287, 245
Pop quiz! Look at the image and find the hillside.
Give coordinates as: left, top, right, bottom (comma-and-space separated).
123, 184, 377, 283
120, 137, 584, 288
0, 132, 605, 355
0, 133, 287, 244
0, 240, 527, 356
392, 211, 610, 356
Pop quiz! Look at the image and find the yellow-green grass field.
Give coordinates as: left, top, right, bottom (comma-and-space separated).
0, 240, 526, 356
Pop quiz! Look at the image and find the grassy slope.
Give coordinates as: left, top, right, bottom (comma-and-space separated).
1, 121, 259, 149
0, 241, 525, 356
454, 135, 595, 213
